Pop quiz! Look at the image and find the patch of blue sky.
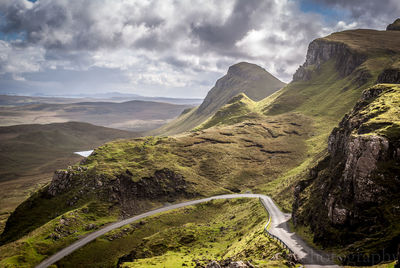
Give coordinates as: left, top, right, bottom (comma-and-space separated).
0, 31, 26, 42
298, 0, 349, 23
0, 12, 26, 41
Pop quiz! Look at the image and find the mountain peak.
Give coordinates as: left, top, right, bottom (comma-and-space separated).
227, 62, 266, 76
152, 62, 285, 135
386, 18, 400, 31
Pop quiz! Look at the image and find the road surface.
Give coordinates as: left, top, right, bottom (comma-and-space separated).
36, 194, 339, 268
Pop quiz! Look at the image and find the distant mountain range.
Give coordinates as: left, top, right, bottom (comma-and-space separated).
0, 99, 193, 132
1, 21, 400, 268
0, 93, 203, 106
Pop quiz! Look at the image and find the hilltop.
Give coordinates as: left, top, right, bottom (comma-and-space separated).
1, 25, 400, 267
0, 122, 138, 233
152, 62, 285, 135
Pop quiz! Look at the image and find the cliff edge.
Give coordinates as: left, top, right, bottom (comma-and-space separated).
293, 84, 400, 266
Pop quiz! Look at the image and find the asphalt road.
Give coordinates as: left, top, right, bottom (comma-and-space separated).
35, 194, 339, 268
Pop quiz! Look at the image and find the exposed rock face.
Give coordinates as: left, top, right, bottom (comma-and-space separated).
47, 167, 191, 216
293, 85, 400, 265
387, 19, 400, 31
48, 170, 74, 196
110, 168, 190, 215
206, 261, 222, 268
198, 62, 285, 115
377, 68, 400, 84
293, 39, 366, 81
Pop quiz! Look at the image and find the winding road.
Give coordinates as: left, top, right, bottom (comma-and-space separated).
35, 194, 339, 268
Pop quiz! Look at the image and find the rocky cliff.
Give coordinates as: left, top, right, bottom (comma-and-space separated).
47, 167, 191, 215
387, 18, 400, 31
293, 84, 400, 265
293, 39, 366, 81
377, 68, 400, 84
1, 161, 193, 244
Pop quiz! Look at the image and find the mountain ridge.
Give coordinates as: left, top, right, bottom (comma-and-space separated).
1, 26, 400, 267
151, 62, 285, 136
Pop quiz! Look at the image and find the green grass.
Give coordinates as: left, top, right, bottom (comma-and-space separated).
0, 122, 136, 181
357, 84, 400, 139
3, 28, 400, 268
195, 93, 260, 130
292, 83, 400, 265
0, 122, 138, 234
57, 199, 292, 268
151, 62, 285, 136
0, 201, 119, 267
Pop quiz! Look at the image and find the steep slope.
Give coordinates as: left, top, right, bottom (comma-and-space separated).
293, 84, 400, 265
266, 29, 400, 118
2, 27, 400, 267
0, 122, 138, 233
194, 28, 400, 212
152, 62, 285, 135
195, 93, 259, 130
386, 18, 400, 31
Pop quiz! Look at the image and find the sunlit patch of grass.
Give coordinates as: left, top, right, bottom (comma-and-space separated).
59, 199, 291, 268
0, 201, 118, 267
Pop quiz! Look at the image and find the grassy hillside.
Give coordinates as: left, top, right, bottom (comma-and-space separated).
2, 28, 400, 267
0, 122, 138, 181
293, 84, 400, 265
152, 62, 285, 136
0, 100, 192, 132
56, 199, 292, 268
0, 122, 137, 233
152, 28, 400, 212
0, 199, 294, 267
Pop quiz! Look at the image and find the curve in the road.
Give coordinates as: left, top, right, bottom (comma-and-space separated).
35, 194, 339, 268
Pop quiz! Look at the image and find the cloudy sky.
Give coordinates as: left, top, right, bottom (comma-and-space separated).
0, 0, 399, 98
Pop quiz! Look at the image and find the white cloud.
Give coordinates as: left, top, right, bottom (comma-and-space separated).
0, 0, 396, 97
0, 40, 45, 76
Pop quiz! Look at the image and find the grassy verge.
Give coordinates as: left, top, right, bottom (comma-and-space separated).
0, 201, 119, 267
57, 199, 294, 268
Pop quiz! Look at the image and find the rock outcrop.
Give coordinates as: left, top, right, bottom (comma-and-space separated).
387, 19, 400, 31
198, 62, 286, 114
47, 167, 191, 216
293, 84, 400, 265
293, 39, 366, 81
377, 68, 400, 84
48, 170, 75, 196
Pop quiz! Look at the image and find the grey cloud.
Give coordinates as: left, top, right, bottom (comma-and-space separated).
0, 0, 168, 50
191, 0, 263, 46
163, 56, 190, 69
133, 34, 170, 51
0, 0, 397, 97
